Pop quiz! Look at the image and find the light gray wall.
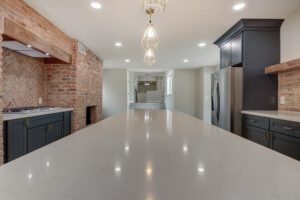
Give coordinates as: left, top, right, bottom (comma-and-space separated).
281, 9, 300, 62
173, 67, 217, 123
103, 69, 127, 119
174, 69, 198, 116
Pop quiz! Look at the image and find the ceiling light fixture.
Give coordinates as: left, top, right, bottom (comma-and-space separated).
198, 167, 205, 173
141, 21, 159, 50
141, 0, 167, 65
198, 43, 207, 47
115, 42, 123, 47
183, 59, 189, 63
91, 2, 102, 9
141, 0, 168, 15
144, 48, 156, 65
27, 44, 32, 48
233, 3, 245, 11
125, 59, 131, 63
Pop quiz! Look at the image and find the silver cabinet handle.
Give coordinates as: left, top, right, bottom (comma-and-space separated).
283, 126, 294, 131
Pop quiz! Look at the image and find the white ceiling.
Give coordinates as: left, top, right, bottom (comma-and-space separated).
25, 0, 300, 69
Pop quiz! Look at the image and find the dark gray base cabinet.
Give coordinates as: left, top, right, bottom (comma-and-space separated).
243, 125, 269, 148
271, 132, 300, 160
4, 111, 71, 163
243, 114, 300, 161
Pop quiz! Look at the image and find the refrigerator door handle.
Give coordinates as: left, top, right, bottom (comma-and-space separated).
211, 96, 214, 111
213, 80, 220, 123
216, 81, 220, 122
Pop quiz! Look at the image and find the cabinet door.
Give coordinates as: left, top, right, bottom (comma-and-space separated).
6, 119, 28, 162
47, 121, 63, 144
28, 125, 47, 153
63, 112, 71, 136
231, 34, 243, 66
220, 42, 231, 69
243, 125, 269, 147
270, 131, 300, 160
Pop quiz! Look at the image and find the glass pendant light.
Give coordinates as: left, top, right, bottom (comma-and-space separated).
141, 0, 168, 15
144, 48, 156, 65
141, 20, 159, 50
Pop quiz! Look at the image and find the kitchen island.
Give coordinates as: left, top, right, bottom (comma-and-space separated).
0, 110, 299, 199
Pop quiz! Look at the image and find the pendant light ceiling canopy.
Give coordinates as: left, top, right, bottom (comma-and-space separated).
140, 0, 168, 15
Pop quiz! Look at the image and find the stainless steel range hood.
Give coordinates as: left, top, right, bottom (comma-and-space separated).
2, 41, 51, 58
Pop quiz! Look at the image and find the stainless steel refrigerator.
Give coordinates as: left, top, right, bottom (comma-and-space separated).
211, 66, 243, 135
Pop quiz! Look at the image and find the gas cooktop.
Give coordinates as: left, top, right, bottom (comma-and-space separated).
3, 106, 60, 114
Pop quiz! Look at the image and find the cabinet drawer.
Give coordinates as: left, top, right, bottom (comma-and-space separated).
28, 113, 63, 129
270, 119, 300, 138
243, 114, 269, 130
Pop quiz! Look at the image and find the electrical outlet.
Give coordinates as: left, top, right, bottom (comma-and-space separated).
280, 96, 286, 105
38, 97, 43, 105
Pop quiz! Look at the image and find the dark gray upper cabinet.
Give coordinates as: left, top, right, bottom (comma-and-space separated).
214, 19, 284, 110
220, 42, 231, 69
230, 33, 242, 66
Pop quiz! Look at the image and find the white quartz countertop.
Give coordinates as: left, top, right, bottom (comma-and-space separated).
242, 110, 300, 123
0, 110, 299, 200
3, 108, 73, 121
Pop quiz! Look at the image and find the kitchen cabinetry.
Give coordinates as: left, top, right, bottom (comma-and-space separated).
47, 121, 63, 144
219, 33, 242, 69
4, 111, 71, 162
214, 19, 283, 110
5, 119, 28, 161
243, 125, 269, 147
242, 114, 300, 160
28, 125, 47, 153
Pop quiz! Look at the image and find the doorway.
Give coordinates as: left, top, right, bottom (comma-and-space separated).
128, 71, 166, 110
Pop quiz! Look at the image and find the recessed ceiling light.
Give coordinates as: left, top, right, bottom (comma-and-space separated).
198, 43, 207, 47
27, 44, 32, 48
45, 53, 50, 56
91, 2, 102, 9
233, 3, 246, 11
198, 167, 205, 173
125, 59, 131, 63
183, 59, 189, 63
115, 42, 123, 47
115, 166, 121, 173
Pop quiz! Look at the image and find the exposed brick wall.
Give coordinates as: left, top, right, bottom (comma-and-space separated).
45, 64, 76, 107
0, 0, 73, 55
73, 48, 103, 130
3, 49, 46, 108
278, 70, 300, 111
45, 63, 77, 132
0, 0, 103, 164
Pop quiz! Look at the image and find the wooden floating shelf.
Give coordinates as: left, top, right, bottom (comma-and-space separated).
0, 17, 72, 64
265, 58, 300, 74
